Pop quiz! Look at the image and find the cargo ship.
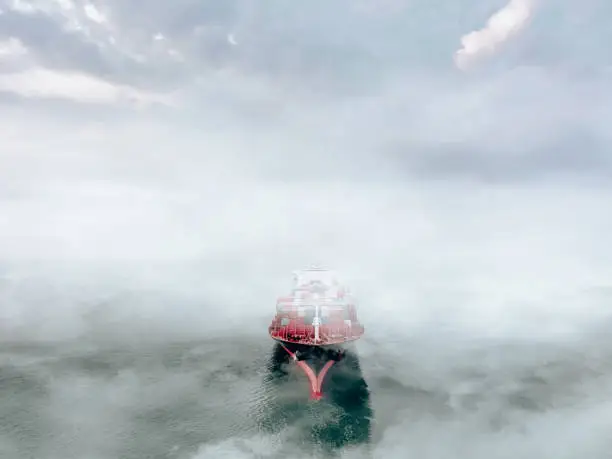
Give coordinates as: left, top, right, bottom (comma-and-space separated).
268, 266, 365, 400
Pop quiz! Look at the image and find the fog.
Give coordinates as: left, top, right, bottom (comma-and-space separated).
1, 1, 611, 458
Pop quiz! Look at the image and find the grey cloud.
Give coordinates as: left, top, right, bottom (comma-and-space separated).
385, 131, 612, 183
520, 0, 612, 69
0, 0, 482, 88
1, 0, 609, 89
1, 0, 611, 183
0, 10, 113, 75
0, 9, 188, 89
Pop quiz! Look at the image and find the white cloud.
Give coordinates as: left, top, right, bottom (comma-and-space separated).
0, 37, 28, 57
54, 0, 74, 10
0, 67, 175, 105
9, 0, 74, 14
0, 29, 174, 106
455, 0, 535, 70
9, 0, 38, 14
83, 3, 105, 23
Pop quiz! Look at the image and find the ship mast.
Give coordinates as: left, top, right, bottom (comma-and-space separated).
313, 301, 321, 343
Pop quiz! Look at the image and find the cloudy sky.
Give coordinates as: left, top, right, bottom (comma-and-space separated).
0, 0, 610, 179
1, 4, 612, 458
0, 0, 611, 342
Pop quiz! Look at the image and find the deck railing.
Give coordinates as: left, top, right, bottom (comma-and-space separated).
269, 320, 364, 344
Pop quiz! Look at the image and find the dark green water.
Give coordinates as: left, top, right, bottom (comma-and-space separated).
0, 337, 373, 459
2, 333, 612, 458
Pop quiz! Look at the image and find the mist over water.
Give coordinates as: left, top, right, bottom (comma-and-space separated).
1, 0, 612, 457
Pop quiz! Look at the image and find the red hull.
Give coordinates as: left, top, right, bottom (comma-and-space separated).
268, 322, 364, 346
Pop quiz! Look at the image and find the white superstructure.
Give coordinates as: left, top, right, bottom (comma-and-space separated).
276, 266, 354, 344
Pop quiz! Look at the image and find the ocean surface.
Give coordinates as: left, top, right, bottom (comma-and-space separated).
2, 321, 612, 458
